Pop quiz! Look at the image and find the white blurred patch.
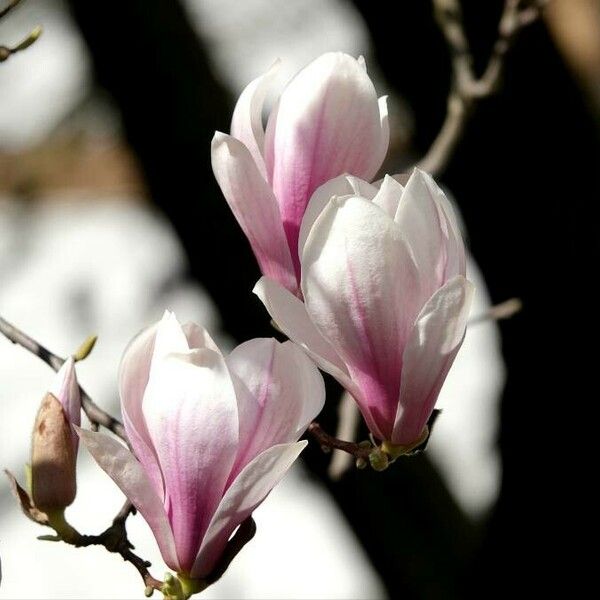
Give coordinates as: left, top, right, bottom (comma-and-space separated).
184, 0, 372, 95
0, 1, 91, 149
427, 259, 504, 517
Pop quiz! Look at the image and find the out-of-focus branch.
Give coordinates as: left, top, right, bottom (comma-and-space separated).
0, 0, 22, 19
468, 297, 523, 326
0, 0, 42, 63
418, 0, 548, 176
0, 315, 126, 439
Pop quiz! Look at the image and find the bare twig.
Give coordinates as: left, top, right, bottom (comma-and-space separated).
0, 0, 23, 20
308, 422, 373, 461
469, 297, 523, 326
418, 0, 548, 176
1, 0, 42, 63
0, 315, 126, 439
328, 392, 361, 480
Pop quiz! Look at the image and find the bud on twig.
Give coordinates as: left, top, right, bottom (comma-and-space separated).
30, 393, 77, 512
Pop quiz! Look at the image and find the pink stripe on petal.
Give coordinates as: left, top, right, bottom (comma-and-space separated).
142, 348, 238, 573
265, 53, 388, 275
302, 196, 423, 441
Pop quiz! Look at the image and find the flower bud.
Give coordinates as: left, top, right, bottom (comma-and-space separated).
30, 393, 77, 512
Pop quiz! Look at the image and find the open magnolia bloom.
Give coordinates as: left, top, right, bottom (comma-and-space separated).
212, 52, 389, 297
255, 169, 474, 449
79, 312, 324, 580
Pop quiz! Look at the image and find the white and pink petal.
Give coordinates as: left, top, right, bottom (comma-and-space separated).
77, 429, 180, 573
211, 132, 298, 295
191, 441, 306, 579
393, 276, 474, 445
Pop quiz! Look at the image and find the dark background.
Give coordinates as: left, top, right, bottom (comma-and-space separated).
65, 1, 594, 597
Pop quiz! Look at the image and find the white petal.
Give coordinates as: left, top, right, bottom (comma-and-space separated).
191, 441, 306, 579
151, 310, 190, 367
77, 429, 180, 572
118, 320, 164, 499
226, 339, 324, 477
182, 321, 221, 354
393, 276, 475, 444
253, 277, 356, 394
211, 132, 298, 294
231, 60, 280, 179
298, 174, 377, 258
365, 95, 389, 179
372, 174, 404, 217
395, 169, 466, 293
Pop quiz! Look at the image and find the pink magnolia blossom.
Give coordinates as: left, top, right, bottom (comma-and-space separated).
79, 312, 324, 579
255, 169, 474, 447
212, 52, 389, 296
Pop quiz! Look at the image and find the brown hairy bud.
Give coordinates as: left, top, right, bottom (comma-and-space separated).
31, 393, 76, 511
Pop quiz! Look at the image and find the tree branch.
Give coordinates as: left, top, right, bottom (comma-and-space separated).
0, 0, 22, 20
418, 0, 548, 176
0, 315, 126, 439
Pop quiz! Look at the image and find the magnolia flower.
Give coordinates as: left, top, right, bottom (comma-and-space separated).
255, 169, 474, 449
212, 52, 389, 296
79, 312, 324, 580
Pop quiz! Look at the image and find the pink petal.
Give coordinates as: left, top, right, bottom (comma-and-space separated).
226, 338, 324, 480
77, 428, 180, 573
393, 276, 475, 444
230, 60, 280, 179
253, 277, 357, 396
142, 347, 239, 573
264, 52, 389, 275
191, 441, 306, 579
118, 320, 164, 500
50, 357, 81, 451
301, 196, 423, 441
298, 174, 378, 258
211, 132, 298, 295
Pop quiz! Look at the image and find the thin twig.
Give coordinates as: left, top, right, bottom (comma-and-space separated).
418, 0, 548, 176
0, 0, 23, 20
308, 422, 372, 460
468, 297, 522, 326
0, 315, 126, 439
71, 516, 163, 592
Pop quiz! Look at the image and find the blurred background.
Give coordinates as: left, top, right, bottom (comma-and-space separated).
0, 0, 594, 598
